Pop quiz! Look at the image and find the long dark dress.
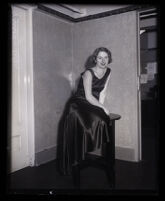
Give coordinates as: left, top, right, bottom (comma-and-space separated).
58, 67, 111, 175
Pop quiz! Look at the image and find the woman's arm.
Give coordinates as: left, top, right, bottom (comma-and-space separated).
99, 72, 111, 104
82, 70, 110, 115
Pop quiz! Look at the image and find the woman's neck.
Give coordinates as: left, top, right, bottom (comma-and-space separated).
92, 66, 107, 78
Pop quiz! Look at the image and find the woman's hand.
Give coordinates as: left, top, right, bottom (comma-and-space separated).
103, 107, 110, 116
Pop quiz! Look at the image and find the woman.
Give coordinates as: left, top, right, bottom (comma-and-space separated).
57, 47, 112, 175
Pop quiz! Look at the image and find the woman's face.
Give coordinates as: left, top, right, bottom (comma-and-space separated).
96, 51, 109, 69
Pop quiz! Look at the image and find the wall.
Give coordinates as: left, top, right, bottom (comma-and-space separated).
33, 10, 73, 165
32, 9, 140, 164
73, 11, 139, 161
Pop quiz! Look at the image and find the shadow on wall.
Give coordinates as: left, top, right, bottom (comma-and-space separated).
55, 55, 96, 174
71, 54, 96, 95
73, 54, 96, 93
85, 55, 96, 69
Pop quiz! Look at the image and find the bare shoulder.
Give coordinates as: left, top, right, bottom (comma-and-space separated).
82, 69, 92, 79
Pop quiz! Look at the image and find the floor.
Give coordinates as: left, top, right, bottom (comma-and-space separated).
6, 100, 159, 195
6, 128, 159, 196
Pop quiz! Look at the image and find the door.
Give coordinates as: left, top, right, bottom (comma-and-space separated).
11, 6, 30, 172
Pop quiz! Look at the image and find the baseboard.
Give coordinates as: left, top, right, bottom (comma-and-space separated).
90, 146, 136, 161
35, 145, 57, 166
115, 146, 135, 161
35, 145, 136, 166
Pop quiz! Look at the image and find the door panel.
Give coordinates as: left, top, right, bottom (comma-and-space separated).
11, 6, 29, 172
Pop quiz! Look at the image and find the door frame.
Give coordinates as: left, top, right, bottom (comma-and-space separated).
136, 10, 142, 161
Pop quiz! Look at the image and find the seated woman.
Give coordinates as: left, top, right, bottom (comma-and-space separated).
57, 47, 112, 176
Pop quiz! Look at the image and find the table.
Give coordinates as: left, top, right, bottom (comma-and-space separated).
72, 113, 121, 188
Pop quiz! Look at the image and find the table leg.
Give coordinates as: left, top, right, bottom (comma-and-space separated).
105, 121, 115, 188
72, 163, 80, 188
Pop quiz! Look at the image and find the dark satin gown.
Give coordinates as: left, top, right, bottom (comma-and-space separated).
58, 67, 111, 175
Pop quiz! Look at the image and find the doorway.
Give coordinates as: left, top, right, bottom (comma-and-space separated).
139, 7, 159, 163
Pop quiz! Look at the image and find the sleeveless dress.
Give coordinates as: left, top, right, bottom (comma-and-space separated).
57, 67, 111, 175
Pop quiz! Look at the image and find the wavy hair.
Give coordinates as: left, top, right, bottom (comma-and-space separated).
85, 47, 112, 69
93, 47, 112, 64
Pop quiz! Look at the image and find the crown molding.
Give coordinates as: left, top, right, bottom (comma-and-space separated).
38, 4, 155, 23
